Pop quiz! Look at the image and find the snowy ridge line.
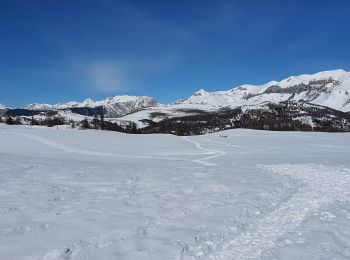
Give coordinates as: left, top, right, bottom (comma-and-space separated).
207, 164, 350, 260
0, 131, 187, 162
0, 103, 8, 109
181, 136, 226, 166
25, 95, 158, 110
178, 69, 350, 112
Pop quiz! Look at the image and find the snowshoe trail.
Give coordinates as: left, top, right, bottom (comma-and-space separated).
207, 164, 350, 260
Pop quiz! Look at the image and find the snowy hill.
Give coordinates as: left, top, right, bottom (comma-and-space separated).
0, 104, 9, 117
177, 69, 350, 112
0, 104, 8, 110
25, 95, 159, 117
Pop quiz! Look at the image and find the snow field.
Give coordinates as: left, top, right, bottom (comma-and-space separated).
0, 124, 350, 259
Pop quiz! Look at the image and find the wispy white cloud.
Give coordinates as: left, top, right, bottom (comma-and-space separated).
75, 54, 180, 94
81, 62, 125, 93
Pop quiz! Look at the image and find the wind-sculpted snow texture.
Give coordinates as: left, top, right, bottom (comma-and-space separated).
1, 124, 350, 259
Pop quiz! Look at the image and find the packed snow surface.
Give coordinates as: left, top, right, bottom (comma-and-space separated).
1, 124, 350, 259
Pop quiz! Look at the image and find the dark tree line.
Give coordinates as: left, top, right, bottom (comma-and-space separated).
2, 115, 66, 127
78, 115, 139, 134
1, 113, 140, 134
3, 116, 22, 125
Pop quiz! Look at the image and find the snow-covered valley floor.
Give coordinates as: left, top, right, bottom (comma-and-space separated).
1, 124, 350, 260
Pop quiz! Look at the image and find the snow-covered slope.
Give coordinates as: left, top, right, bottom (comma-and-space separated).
177, 69, 350, 112
1, 125, 350, 259
0, 104, 8, 110
25, 96, 159, 117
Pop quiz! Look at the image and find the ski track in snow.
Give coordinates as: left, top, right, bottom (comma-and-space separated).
1, 131, 190, 162
207, 164, 350, 260
2, 131, 227, 167
181, 136, 226, 166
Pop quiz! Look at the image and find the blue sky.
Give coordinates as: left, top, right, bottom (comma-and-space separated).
1, 0, 350, 107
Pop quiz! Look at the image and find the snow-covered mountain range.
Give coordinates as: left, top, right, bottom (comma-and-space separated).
176, 69, 350, 111
0, 104, 8, 110
25, 96, 159, 117
2, 69, 350, 132
119, 69, 350, 124
3, 69, 350, 118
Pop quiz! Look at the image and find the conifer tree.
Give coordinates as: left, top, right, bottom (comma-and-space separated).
5, 117, 14, 125
100, 113, 104, 130
80, 118, 90, 130
14, 117, 21, 125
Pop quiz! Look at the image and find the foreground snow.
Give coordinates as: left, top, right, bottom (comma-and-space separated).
1, 124, 350, 259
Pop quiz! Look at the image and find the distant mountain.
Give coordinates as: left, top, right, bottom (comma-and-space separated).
117, 69, 350, 133
0, 104, 9, 117
121, 69, 350, 123
25, 95, 159, 117
0, 104, 8, 110
176, 69, 350, 112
